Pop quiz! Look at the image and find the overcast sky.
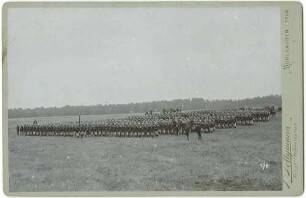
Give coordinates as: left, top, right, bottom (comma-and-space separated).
8, 7, 280, 109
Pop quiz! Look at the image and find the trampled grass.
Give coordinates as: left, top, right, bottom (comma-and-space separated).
8, 113, 282, 191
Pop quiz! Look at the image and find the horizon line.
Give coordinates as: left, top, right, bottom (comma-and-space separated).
8, 94, 281, 110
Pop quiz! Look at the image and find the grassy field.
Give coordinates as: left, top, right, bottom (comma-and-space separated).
8, 113, 282, 191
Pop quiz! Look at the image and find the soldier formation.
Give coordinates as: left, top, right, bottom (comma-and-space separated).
16, 106, 277, 140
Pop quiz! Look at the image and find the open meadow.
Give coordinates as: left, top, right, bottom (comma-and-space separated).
8, 113, 282, 191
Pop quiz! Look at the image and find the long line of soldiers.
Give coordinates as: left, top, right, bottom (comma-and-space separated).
16, 107, 275, 139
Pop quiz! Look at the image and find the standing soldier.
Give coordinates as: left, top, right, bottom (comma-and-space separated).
186, 119, 194, 141
16, 125, 20, 135
172, 119, 179, 136
177, 119, 183, 135
270, 105, 276, 118
195, 124, 202, 141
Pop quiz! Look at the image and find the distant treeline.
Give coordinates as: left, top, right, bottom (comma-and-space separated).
8, 95, 281, 118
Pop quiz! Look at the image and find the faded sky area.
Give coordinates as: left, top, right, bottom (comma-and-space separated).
8, 7, 281, 109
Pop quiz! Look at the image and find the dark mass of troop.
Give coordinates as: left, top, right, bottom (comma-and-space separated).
16, 106, 277, 140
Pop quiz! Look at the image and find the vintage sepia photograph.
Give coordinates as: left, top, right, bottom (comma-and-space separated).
4, 2, 287, 193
